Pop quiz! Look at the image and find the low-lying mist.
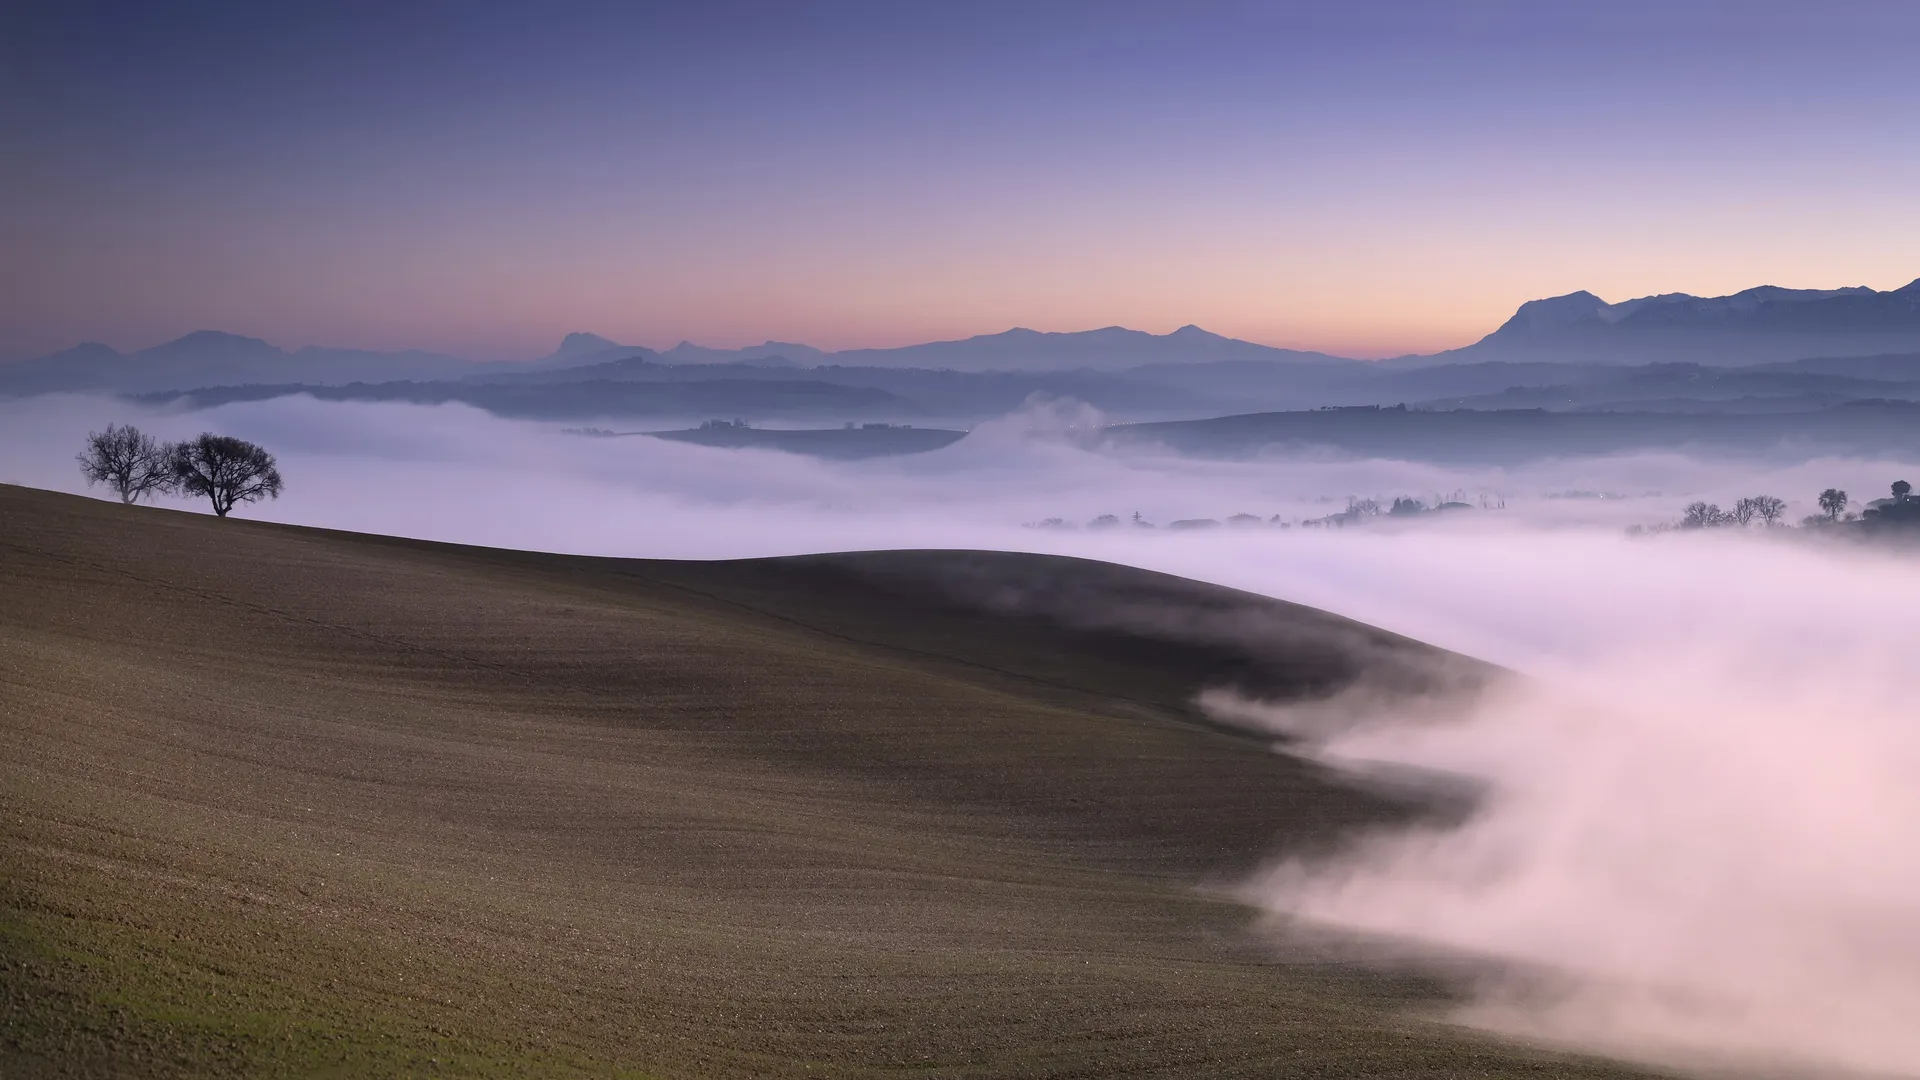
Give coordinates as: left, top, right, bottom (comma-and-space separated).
1216, 537, 1920, 1079
4, 394, 1906, 555
6, 393, 1919, 1077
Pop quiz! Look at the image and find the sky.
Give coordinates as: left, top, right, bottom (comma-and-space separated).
4, 0, 1918, 362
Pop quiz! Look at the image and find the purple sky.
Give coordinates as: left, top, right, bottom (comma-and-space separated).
3, 0, 1917, 360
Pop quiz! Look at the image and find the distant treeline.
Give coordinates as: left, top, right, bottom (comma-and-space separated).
1027, 494, 1489, 532
1634, 481, 1920, 535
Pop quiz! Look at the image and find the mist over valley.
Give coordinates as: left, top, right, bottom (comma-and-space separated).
10, 301, 1920, 1080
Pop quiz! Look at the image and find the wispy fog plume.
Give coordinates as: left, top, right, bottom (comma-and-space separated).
1221, 537, 1920, 1079
6, 394, 1920, 1075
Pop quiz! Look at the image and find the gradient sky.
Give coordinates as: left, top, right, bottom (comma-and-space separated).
4, 0, 1918, 361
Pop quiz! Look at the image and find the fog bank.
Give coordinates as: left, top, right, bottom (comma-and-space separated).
1220, 533, 1920, 1078
4, 394, 1908, 560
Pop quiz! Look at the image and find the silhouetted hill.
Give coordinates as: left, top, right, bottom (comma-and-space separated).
485, 353, 1226, 418
1105, 400, 1920, 464
529, 332, 655, 371
643, 422, 966, 458
826, 324, 1350, 372
540, 334, 823, 368
106, 344, 1920, 427
660, 340, 822, 365
0, 330, 492, 392
1754, 351, 1920, 380
536, 325, 1355, 373
2, 341, 125, 391
11, 276, 1920, 401
1406, 361, 1920, 413
142, 328, 282, 365
553, 331, 625, 358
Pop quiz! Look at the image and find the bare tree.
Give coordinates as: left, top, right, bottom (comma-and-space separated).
169, 434, 284, 518
1730, 498, 1758, 527
77, 424, 175, 504
1818, 488, 1848, 521
1681, 501, 1727, 529
1750, 495, 1787, 527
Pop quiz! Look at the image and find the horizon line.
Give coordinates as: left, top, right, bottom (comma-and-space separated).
13, 272, 1919, 365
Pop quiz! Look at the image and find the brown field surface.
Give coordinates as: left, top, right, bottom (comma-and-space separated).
0, 483, 1651, 1078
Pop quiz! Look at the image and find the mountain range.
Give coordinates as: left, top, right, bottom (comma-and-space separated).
6, 278, 1920, 397
1400, 279, 1920, 367
529, 324, 1343, 375
0, 332, 495, 395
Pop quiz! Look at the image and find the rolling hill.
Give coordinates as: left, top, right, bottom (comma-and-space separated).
0, 484, 1647, 1079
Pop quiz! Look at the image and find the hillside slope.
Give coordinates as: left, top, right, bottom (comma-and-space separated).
0, 485, 1641, 1079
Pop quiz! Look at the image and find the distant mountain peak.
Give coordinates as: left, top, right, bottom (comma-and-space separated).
555, 332, 621, 357
161, 329, 275, 349
658, 340, 812, 366
1169, 324, 1225, 340
140, 330, 282, 360
1498, 291, 1612, 333
1441, 276, 1920, 366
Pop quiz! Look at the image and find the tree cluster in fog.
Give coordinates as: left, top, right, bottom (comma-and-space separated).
1680, 493, 1789, 530
1654, 482, 1918, 535
1025, 490, 1489, 532
77, 424, 284, 518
